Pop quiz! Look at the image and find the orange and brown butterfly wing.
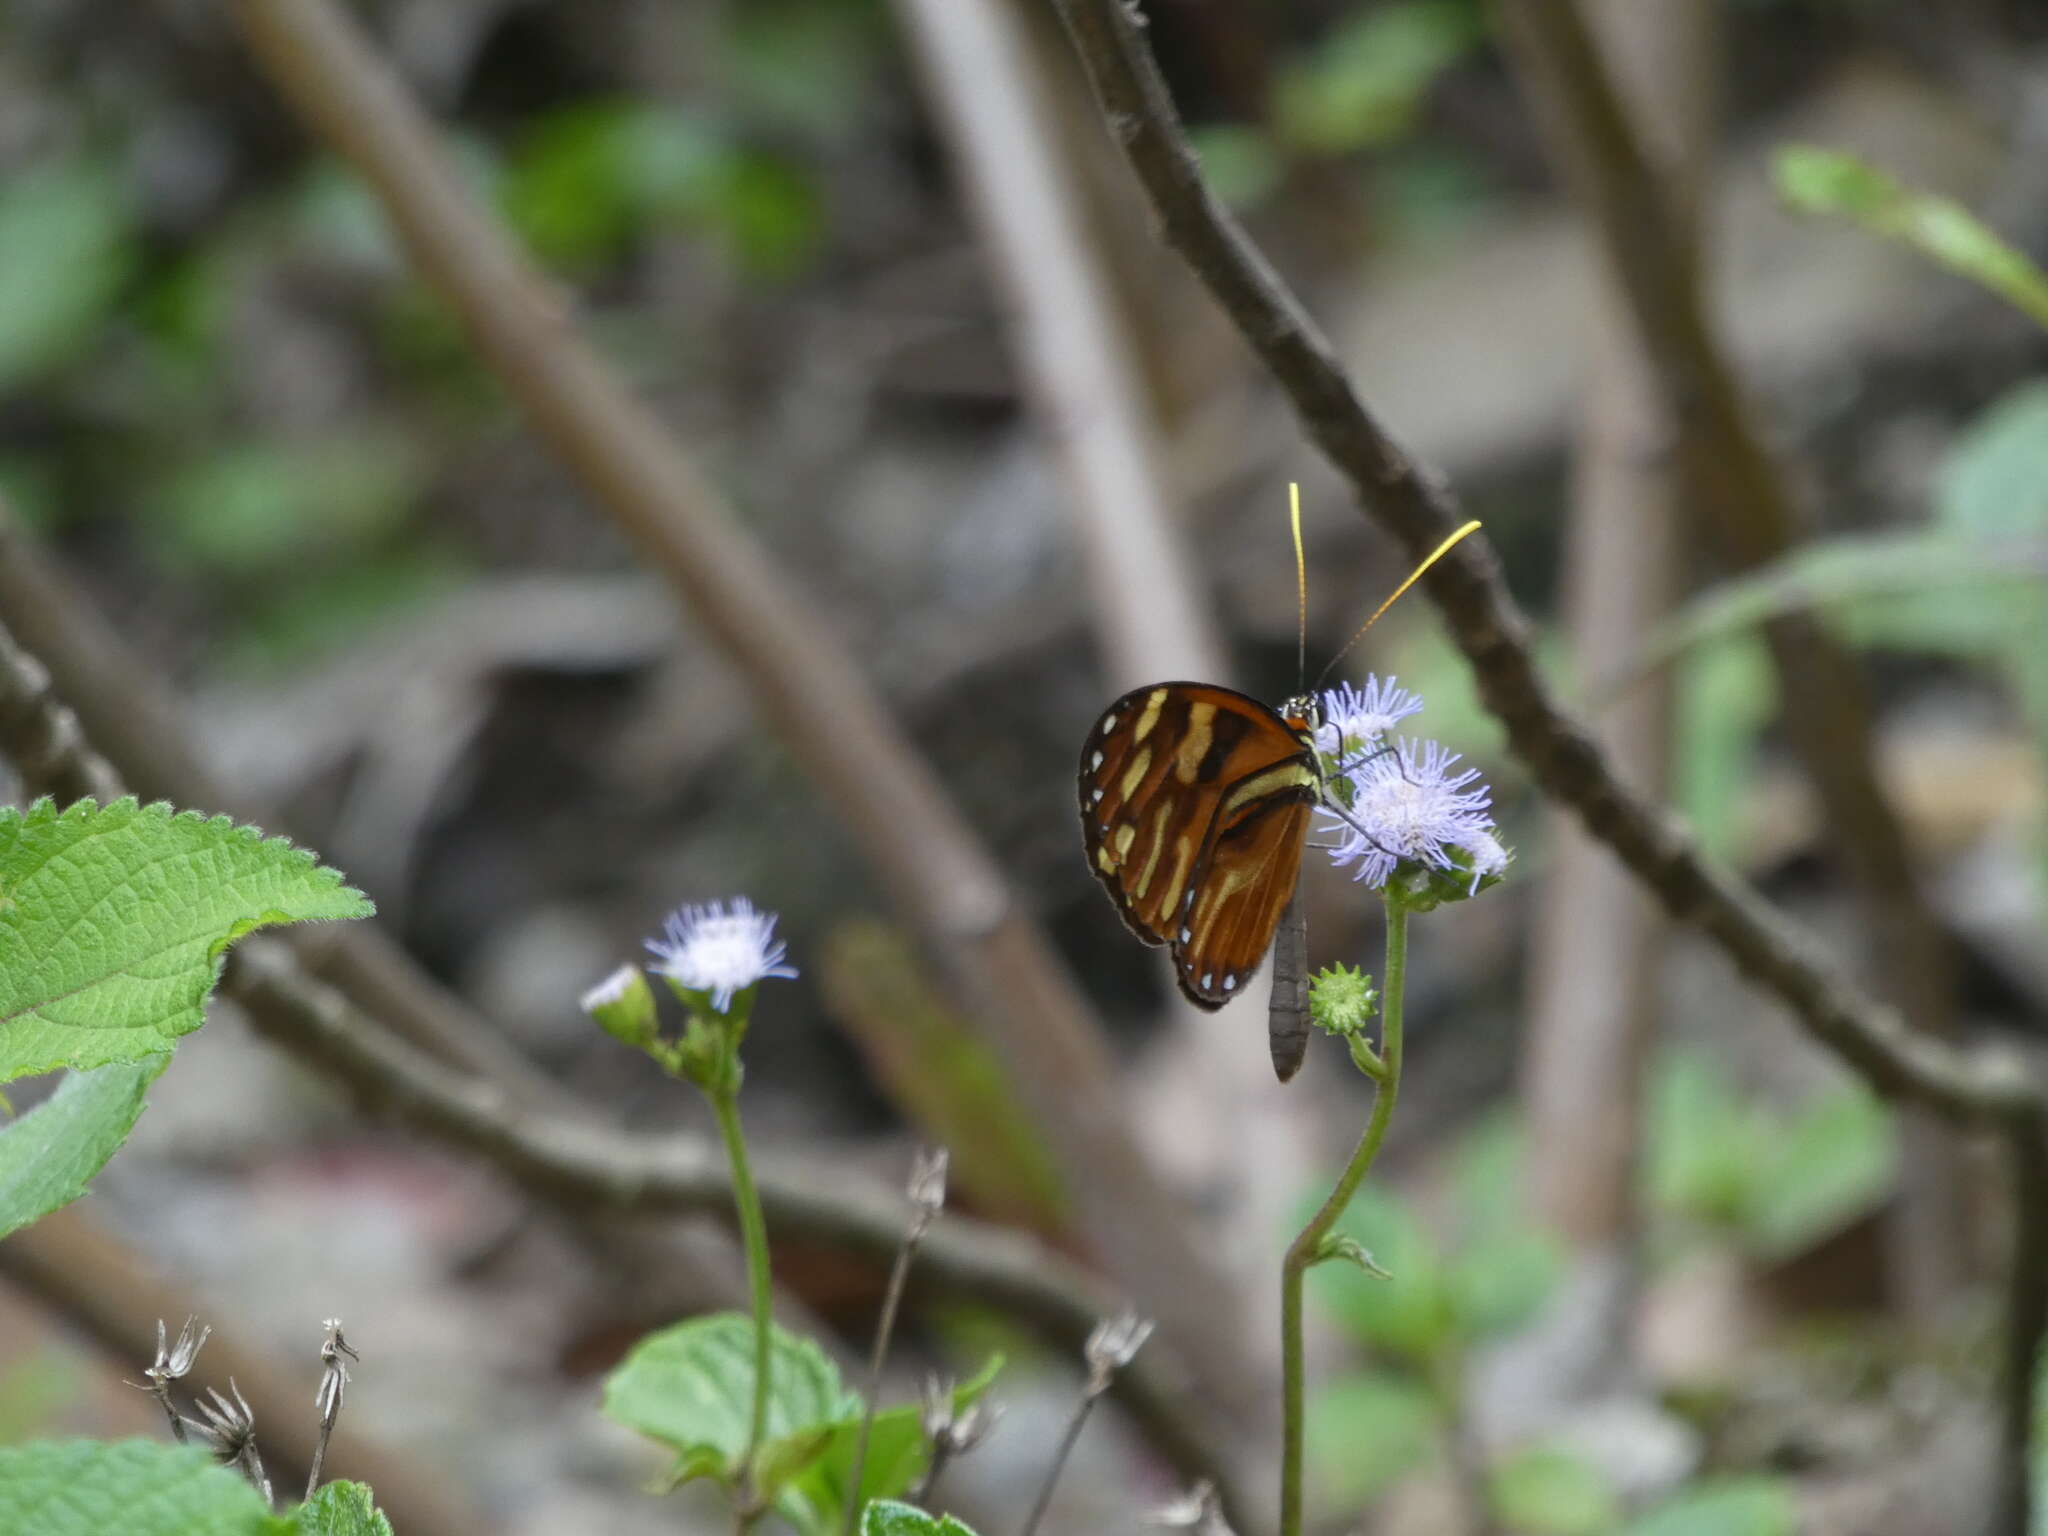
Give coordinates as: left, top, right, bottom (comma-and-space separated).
1078, 682, 1319, 1008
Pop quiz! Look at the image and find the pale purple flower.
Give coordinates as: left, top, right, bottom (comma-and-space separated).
645, 897, 797, 1012
1314, 675, 1424, 758
1319, 736, 1495, 889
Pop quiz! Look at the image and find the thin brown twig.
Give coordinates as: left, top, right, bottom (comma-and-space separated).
1040, 3, 2048, 1529
219, 0, 1256, 1415
0, 512, 577, 1114
0, 611, 1249, 1526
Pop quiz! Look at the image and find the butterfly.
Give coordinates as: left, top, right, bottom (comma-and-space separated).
1078, 682, 1322, 1076
1077, 509, 1479, 1082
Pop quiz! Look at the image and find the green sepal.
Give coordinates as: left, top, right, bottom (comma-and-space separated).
1312, 1232, 1392, 1280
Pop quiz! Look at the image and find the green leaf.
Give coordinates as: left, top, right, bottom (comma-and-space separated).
286, 1482, 393, 1536
859, 1501, 978, 1536
1939, 383, 2048, 539
0, 158, 134, 391
783, 1354, 1003, 1535
1447, 1225, 1562, 1339
0, 1439, 278, 1536
1624, 1476, 1797, 1536
1275, 1, 1484, 154
1309, 1187, 1456, 1365
0, 1056, 168, 1240
1491, 1446, 1619, 1536
1775, 146, 2048, 331
1189, 126, 1287, 211
151, 432, 426, 577
602, 1313, 858, 1495
0, 799, 373, 1083
1305, 1372, 1439, 1508
1647, 1051, 1761, 1230
1742, 1084, 1897, 1259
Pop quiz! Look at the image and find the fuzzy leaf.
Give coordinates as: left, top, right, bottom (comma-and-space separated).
0, 1439, 279, 1536
287, 1481, 392, 1536
602, 1313, 858, 1496
0, 1056, 167, 1240
0, 798, 373, 1082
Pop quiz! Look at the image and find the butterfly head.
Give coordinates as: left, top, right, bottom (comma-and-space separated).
1278, 692, 1322, 743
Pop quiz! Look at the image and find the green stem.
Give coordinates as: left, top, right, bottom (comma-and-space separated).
710, 1067, 775, 1510
1279, 897, 1408, 1536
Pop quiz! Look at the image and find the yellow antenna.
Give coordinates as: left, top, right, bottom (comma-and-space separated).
1290, 482, 1308, 693
1313, 519, 1482, 689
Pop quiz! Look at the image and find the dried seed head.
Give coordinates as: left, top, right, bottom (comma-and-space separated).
195, 1379, 258, 1461
1151, 1480, 1235, 1534
315, 1319, 359, 1424
1083, 1309, 1155, 1395
919, 1373, 1001, 1458
907, 1146, 949, 1232
145, 1316, 211, 1387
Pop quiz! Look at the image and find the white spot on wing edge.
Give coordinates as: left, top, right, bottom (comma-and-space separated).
1090, 750, 1104, 771
1090, 787, 1104, 803
1178, 926, 1190, 943
1100, 711, 1119, 735
1200, 971, 1213, 990
1223, 975, 1237, 992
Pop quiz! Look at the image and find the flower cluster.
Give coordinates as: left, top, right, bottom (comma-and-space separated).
644, 896, 798, 1013
1313, 676, 1506, 898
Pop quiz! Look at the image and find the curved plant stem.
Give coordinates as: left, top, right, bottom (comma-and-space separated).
709, 1072, 775, 1522
1279, 898, 1408, 1536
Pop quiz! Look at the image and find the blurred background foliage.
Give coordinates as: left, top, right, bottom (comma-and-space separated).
1, 0, 2046, 1532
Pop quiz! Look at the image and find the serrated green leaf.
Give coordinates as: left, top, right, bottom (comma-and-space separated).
602, 1313, 859, 1495
1491, 1446, 1619, 1536
1624, 1476, 1797, 1536
859, 1501, 978, 1536
286, 1480, 393, 1536
0, 1439, 277, 1536
1306, 1372, 1439, 1508
0, 1056, 168, 1240
0, 798, 373, 1082
783, 1354, 1003, 1536
1775, 145, 2048, 330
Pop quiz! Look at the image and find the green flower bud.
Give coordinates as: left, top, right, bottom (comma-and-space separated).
581, 964, 658, 1050
1309, 963, 1379, 1038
